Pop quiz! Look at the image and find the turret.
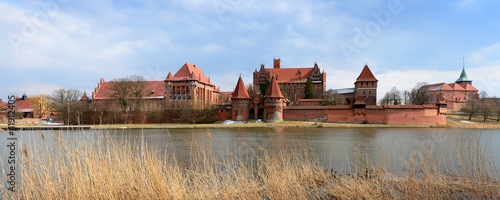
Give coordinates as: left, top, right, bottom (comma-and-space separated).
264, 75, 285, 122
231, 76, 251, 121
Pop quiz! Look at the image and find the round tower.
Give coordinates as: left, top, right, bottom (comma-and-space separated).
231, 76, 251, 121
264, 75, 285, 122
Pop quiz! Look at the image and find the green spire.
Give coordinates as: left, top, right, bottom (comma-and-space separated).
456, 58, 472, 83
455, 66, 472, 83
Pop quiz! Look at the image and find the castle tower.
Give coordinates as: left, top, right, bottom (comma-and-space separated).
264, 75, 285, 122
273, 58, 281, 69
354, 64, 378, 105
231, 76, 251, 121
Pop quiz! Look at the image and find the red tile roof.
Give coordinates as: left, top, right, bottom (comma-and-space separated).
80, 93, 89, 101
422, 83, 454, 92
266, 75, 284, 98
265, 68, 313, 83
232, 77, 250, 99
447, 83, 465, 91
166, 72, 173, 79
217, 92, 233, 104
458, 83, 478, 91
15, 98, 34, 112
384, 105, 424, 109
93, 81, 166, 100
356, 65, 378, 82
166, 63, 211, 85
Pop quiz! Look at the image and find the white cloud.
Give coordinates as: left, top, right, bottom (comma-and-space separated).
11, 83, 62, 97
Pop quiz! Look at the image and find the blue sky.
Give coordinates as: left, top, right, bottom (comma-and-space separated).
1, 0, 500, 101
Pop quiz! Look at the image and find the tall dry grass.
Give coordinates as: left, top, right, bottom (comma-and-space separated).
1, 130, 499, 199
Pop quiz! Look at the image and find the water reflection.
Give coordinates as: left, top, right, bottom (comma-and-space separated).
1, 128, 499, 172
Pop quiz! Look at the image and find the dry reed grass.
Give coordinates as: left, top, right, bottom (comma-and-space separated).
1, 130, 498, 199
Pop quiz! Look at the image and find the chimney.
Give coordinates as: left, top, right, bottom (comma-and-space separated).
273, 58, 281, 69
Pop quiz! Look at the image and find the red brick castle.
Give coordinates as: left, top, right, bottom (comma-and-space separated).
90, 59, 447, 125
226, 59, 445, 125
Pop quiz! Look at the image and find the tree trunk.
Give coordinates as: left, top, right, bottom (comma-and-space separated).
124, 111, 129, 124
67, 105, 70, 125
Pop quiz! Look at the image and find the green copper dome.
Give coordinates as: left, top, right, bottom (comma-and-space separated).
455, 67, 472, 83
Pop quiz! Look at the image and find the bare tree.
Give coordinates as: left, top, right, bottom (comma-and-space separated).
380, 92, 391, 105
461, 98, 481, 120
380, 87, 402, 105
479, 99, 495, 122
51, 89, 84, 124
109, 75, 148, 123
110, 78, 134, 112
480, 91, 488, 98
52, 88, 81, 103
402, 90, 411, 105
129, 75, 148, 111
321, 89, 346, 106
409, 82, 430, 105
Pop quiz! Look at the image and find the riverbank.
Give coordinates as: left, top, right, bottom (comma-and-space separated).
1, 119, 499, 130
443, 115, 500, 129
0, 121, 436, 131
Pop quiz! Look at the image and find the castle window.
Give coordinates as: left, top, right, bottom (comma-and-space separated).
372, 82, 374, 86
363, 91, 365, 94
369, 91, 371, 94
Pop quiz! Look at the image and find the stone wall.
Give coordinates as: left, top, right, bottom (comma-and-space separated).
283, 105, 446, 125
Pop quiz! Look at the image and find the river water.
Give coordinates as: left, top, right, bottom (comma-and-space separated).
1, 127, 500, 171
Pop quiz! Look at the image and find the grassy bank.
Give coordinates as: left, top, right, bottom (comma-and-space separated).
1, 130, 499, 199
444, 115, 500, 129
